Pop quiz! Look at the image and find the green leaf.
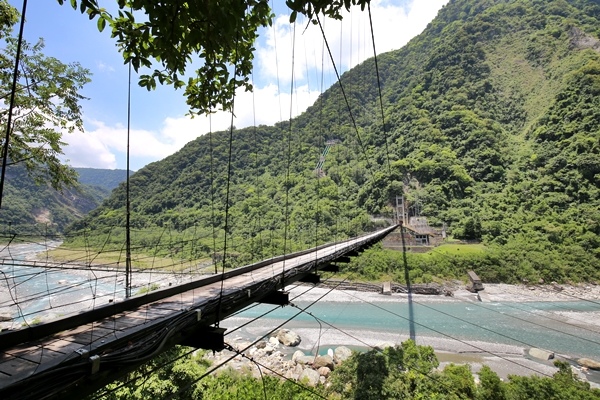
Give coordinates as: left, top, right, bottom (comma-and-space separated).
97, 16, 106, 32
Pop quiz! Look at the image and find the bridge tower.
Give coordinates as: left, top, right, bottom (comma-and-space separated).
315, 139, 340, 178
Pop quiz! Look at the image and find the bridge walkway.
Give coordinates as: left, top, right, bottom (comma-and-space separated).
0, 225, 396, 399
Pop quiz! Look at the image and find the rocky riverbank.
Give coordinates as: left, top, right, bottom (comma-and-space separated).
205, 329, 354, 387
213, 283, 600, 388
205, 329, 600, 388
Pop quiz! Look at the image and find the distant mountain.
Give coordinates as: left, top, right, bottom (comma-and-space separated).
0, 167, 129, 234
74, 168, 132, 193
68, 0, 600, 283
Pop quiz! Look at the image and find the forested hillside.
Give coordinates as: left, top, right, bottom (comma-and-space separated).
0, 167, 128, 234
68, 0, 600, 283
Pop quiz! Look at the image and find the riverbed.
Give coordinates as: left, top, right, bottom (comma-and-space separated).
219, 284, 600, 383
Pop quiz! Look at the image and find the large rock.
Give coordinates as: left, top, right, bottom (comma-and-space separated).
268, 336, 280, 348
292, 350, 305, 362
318, 366, 331, 377
0, 313, 11, 322
313, 355, 334, 370
256, 341, 267, 349
299, 368, 320, 386
578, 358, 600, 370
277, 329, 301, 346
295, 355, 315, 365
334, 346, 352, 364
293, 364, 304, 376
529, 348, 554, 361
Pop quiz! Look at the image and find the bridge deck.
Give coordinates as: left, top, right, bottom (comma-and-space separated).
0, 226, 396, 400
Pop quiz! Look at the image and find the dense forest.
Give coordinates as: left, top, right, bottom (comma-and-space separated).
66, 0, 599, 283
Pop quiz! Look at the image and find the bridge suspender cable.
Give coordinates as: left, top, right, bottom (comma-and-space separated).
215, 27, 242, 328
125, 34, 133, 299
250, 70, 264, 261
208, 114, 218, 274
315, 14, 373, 175
368, 3, 391, 175
281, 21, 297, 289
0, 0, 27, 210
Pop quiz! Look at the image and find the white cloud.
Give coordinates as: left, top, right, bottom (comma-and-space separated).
64, 120, 178, 170
64, 0, 447, 171
66, 83, 322, 170
96, 61, 115, 73
255, 0, 449, 86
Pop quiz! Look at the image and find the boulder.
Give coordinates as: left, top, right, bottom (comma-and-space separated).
334, 346, 352, 364
277, 329, 301, 346
293, 364, 304, 376
578, 358, 600, 370
230, 340, 252, 352
253, 349, 266, 359
313, 355, 334, 370
571, 366, 588, 382
285, 370, 298, 381
529, 348, 554, 361
292, 350, 305, 362
256, 341, 267, 349
0, 313, 11, 322
318, 366, 331, 377
295, 355, 315, 365
268, 336, 280, 348
299, 368, 320, 387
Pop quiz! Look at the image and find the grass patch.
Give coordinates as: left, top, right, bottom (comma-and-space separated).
44, 247, 213, 271
136, 283, 161, 295
428, 243, 486, 256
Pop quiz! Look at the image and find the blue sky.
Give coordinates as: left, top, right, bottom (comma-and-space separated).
9, 0, 447, 171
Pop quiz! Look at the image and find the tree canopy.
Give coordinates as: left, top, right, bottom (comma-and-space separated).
58, 0, 371, 115
0, 0, 90, 191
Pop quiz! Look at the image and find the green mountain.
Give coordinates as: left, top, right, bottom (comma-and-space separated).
68, 0, 600, 283
74, 168, 132, 193
0, 167, 129, 234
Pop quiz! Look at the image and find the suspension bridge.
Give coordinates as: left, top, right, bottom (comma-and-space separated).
0, 225, 397, 400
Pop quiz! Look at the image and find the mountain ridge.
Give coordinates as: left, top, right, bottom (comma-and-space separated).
66, 0, 600, 283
